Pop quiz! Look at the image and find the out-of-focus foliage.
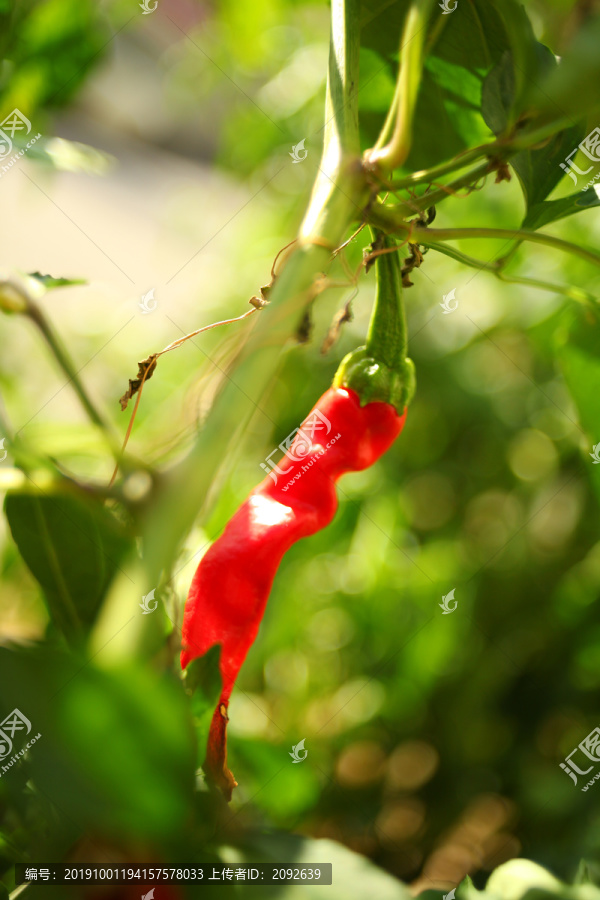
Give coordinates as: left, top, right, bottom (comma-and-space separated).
1, 0, 600, 898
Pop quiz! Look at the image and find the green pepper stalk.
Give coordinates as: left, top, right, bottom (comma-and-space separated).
333, 231, 416, 413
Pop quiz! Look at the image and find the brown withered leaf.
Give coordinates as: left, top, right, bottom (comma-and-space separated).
321, 299, 354, 354
119, 354, 158, 411
401, 242, 424, 288
494, 162, 512, 184
364, 232, 385, 274
296, 307, 313, 344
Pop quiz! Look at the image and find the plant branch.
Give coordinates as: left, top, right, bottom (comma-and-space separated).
367, 0, 436, 172
496, 272, 599, 307
427, 243, 599, 308
142, 0, 368, 587
1, 278, 120, 458
368, 205, 600, 268
384, 116, 575, 191
25, 300, 120, 453
393, 160, 491, 217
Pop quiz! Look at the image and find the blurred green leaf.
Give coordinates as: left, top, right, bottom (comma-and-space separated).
0, 0, 110, 115
361, 0, 542, 169
0, 647, 196, 841
556, 306, 600, 503
28, 272, 86, 289
481, 45, 585, 209
535, 16, 600, 123
184, 644, 222, 766
23, 136, 112, 174
510, 124, 585, 209
4, 490, 132, 638
481, 51, 515, 137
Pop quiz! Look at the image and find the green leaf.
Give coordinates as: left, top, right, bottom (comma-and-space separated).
183, 645, 222, 766
0, 647, 196, 841
481, 43, 586, 209
555, 306, 600, 505
23, 136, 112, 175
535, 16, 600, 124
4, 490, 132, 639
28, 272, 86, 289
481, 51, 515, 137
485, 859, 562, 900
361, 0, 543, 170
574, 860, 595, 886
511, 124, 585, 209
358, 47, 395, 113
403, 57, 489, 170
523, 188, 600, 231
230, 832, 414, 899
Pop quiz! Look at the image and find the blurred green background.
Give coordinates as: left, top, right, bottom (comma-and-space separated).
1, 0, 600, 897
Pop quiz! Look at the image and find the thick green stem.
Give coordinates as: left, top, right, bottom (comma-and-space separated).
300, 0, 364, 243
367, 0, 435, 172
141, 0, 367, 593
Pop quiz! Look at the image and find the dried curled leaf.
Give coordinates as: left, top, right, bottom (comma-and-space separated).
321, 299, 354, 354
494, 162, 512, 184
119, 354, 158, 411
364, 233, 385, 274
401, 243, 424, 288
296, 306, 313, 344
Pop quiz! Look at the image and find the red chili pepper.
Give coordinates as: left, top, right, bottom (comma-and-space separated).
181, 387, 405, 798
181, 230, 412, 799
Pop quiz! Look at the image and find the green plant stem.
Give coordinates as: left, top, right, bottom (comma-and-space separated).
392, 160, 491, 217
496, 272, 599, 307
366, 233, 408, 365
384, 117, 574, 191
367, 0, 436, 171
27, 302, 110, 433
141, 0, 368, 594
428, 242, 599, 308
368, 204, 600, 268
414, 225, 600, 268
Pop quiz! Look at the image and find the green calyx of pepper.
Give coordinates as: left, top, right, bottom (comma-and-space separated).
333, 230, 415, 413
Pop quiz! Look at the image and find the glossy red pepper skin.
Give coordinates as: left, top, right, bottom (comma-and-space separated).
181, 387, 405, 798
